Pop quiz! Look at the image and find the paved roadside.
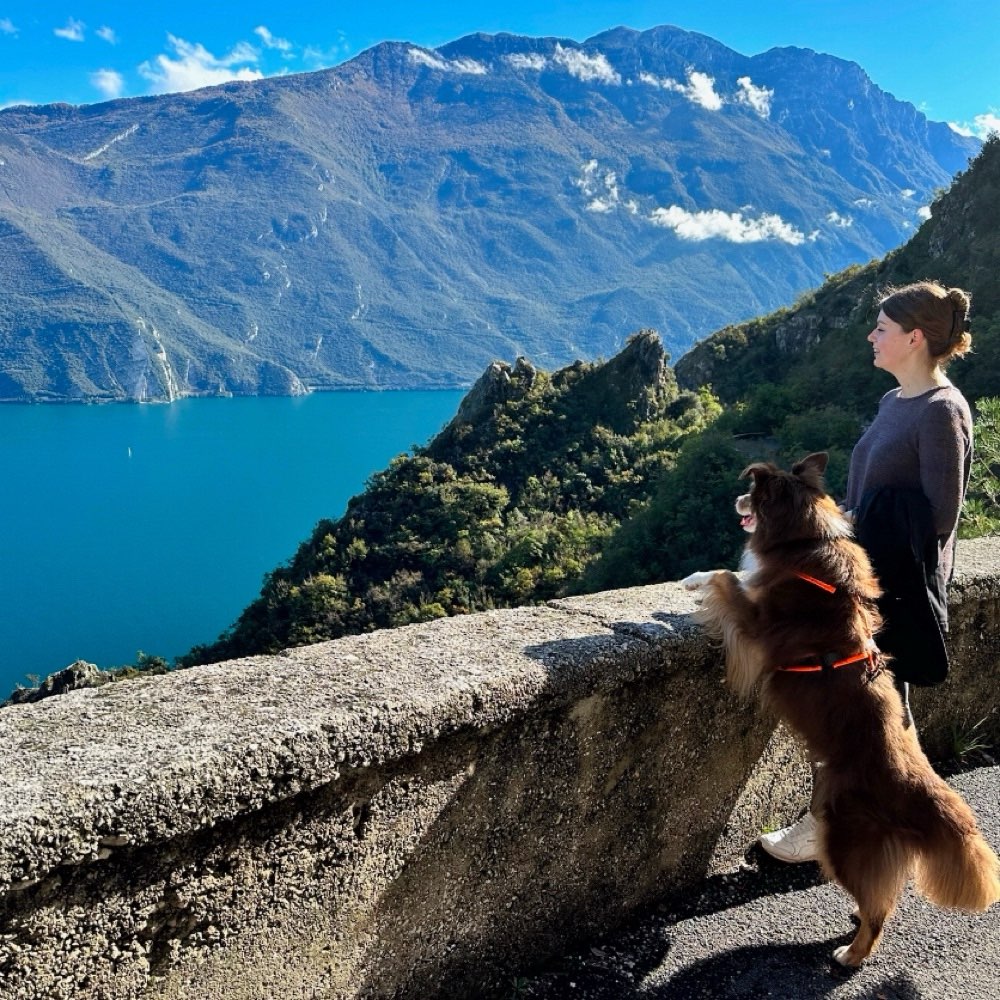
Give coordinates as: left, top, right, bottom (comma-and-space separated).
516, 766, 1000, 1000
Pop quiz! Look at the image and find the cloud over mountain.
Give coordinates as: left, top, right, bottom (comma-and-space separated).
650, 205, 807, 244
0, 24, 979, 401
736, 76, 773, 117
553, 43, 621, 85
139, 35, 263, 93
639, 69, 723, 110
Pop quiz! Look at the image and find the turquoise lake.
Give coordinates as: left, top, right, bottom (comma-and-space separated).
0, 391, 465, 698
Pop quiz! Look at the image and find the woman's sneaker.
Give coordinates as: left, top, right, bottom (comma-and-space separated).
759, 812, 819, 862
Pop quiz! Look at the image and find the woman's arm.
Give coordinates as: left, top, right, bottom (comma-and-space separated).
917, 398, 972, 537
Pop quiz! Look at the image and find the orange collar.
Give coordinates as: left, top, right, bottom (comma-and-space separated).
795, 571, 836, 594
775, 650, 876, 674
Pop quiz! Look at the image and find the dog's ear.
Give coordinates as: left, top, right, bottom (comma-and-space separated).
792, 452, 829, 487
741, 462, 773, 483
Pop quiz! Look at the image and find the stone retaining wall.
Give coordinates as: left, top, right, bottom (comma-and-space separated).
1, 539, 998, 999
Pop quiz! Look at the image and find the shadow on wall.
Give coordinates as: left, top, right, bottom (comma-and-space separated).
353, 623, 784, 999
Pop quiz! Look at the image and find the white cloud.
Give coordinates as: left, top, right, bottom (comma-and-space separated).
917, 205, 932, 221
686, 71, 723, 111
650, 205, 807, 244
408, 48, 447, 71
54, 18, 85, 42
853, 197, 875, 208
573, 160, 626, 213
407, 48, 487, 75
0, 18, 17, 35
949, 111, 1000, 139
227, 41, 259, 64
450, 58, 488, 75
827, 211, 854, 228
900, 188, 916, 199
97, 26, 117, 44
640, 69, 722, 111
552, 43, 620, 85
254, 26, 292, 53
735, 76, 773, 118
303, 35, 350, 69
139, 35, 263, 95
503, 52, 547, 71
91, 69, 124, 99
586, 197, 616, 213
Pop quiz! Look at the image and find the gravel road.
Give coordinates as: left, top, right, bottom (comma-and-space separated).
517, 765, 1000, 1000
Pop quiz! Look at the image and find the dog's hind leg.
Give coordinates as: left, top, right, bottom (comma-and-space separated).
822, 828, 911, 967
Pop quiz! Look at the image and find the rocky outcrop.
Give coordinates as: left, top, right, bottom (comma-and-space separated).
450, 355, 537, 427
4, 660, 108, 705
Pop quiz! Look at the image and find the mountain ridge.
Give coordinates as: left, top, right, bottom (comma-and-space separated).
0, 24, 978, 401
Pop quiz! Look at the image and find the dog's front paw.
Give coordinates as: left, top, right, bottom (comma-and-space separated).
681, 570, 718, 591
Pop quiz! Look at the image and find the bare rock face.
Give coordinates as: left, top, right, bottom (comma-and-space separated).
452, 356, 537, 427
590, 329, 673, 423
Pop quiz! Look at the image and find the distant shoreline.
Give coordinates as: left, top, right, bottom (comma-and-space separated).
0, 382, 477, 406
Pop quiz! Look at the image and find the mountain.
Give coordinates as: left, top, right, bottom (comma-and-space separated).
180, 331, 712, 664
0, 25, 978, 402
673, 133, 1000, 410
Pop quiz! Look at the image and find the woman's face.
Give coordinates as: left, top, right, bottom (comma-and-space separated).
867, 310, 913, 373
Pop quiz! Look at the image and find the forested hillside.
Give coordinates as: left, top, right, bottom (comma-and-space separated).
182, 333, 720, 663
184, 134, 1000, 666
588, 133, 1000, 588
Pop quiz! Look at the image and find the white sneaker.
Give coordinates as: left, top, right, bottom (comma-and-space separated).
759, 811, 820, 863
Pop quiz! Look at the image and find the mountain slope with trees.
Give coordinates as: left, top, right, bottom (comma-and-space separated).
587, 132, 1000, 588
182, 135, 1000, 666
181, 332, 719, 663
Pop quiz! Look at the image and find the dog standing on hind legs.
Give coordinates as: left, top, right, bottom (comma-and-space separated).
687, 451, 1000, 966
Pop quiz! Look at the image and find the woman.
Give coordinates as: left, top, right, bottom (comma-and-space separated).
761, 280, 974, 863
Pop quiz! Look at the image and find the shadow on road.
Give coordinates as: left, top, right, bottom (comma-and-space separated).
645, 941, 927, 999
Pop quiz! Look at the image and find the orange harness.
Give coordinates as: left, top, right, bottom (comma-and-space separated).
774, 572, 879, 674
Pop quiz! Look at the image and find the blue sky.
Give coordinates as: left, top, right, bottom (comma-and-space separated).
0, 2, 996, 135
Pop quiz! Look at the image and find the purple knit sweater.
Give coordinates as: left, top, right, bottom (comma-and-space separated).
846, 385, 973, 578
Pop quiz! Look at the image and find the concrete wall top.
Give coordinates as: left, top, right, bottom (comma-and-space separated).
2, 537, 999, 894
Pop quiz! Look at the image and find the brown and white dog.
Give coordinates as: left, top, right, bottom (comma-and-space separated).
686, 451, 1000, 966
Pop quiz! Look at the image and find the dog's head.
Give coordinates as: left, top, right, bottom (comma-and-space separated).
739, 452, 849, 548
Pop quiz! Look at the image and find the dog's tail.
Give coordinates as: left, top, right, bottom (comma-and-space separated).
912, 778, 1000, 912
